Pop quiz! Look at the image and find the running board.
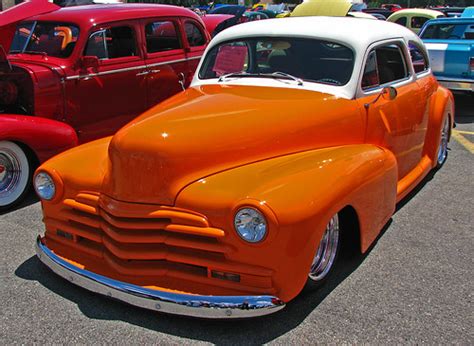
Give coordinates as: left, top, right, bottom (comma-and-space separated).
396, 156, 433, 203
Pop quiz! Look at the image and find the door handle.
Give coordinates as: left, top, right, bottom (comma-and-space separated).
149, 69, 161, 74
178, 72, 185, 91
136, 70, 149, 76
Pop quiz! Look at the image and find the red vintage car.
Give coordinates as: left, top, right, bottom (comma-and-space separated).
0, 1, 213, 210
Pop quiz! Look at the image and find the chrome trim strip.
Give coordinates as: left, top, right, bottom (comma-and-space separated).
435, 76, 474, 83
66, 65, 145, 80
36, 237, 285, 318
147, 57, 187, 68
66, 56, 202, 81
437, 80, 474, 92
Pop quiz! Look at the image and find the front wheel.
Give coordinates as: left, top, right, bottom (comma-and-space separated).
306, 213, 340, 289
436, 116, 450, 167
0, 141, 32, 211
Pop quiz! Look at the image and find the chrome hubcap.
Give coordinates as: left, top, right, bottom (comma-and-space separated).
309, 214, 339, 282
0, 149, 21, 198
437, 117, 449, 165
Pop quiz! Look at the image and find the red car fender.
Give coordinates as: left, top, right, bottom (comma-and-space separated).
0, 0, 60, 50
0, 115, 78, 163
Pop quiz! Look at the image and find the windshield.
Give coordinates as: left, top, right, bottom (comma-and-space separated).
421, 23, 474, 40
199, 37, 354, 86
10, 21, 80, 58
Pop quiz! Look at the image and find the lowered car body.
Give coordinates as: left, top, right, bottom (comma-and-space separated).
34, 17, 454, 318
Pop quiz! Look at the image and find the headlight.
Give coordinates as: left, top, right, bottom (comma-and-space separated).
34, 172, 56, 200
234, 208, 267, 243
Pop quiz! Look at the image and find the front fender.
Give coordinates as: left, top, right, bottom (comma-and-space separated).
176, 144, 397, 302
0, 115, 78, 162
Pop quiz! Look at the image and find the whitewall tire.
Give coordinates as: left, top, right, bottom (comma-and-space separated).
0, 141, 31, 210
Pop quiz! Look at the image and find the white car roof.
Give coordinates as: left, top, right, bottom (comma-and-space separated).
193, 17, 424, 99
211, 16, 421, 52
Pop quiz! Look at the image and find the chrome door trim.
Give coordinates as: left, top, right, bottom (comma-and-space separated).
67, 56, 202, 81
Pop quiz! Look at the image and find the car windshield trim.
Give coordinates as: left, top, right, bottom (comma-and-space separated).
199, 37, 355, 87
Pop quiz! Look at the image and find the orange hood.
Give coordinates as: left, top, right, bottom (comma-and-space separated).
103, 84, 362, 205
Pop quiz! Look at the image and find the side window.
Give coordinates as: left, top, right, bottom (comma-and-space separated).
409, 42, 429, 74
185, 22, 206, 47
395, 17, 407, 26
411, 16, 429, 29
85, 30, 107, 59
85, 26, 137, 59
362, 44, 409, 90
145, 21, 181, 53
362, 50, 379, 90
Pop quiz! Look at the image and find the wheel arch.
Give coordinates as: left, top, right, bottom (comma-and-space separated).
338, 205, 362, 256
0, 114, 78, 163
424, 86, 455, 166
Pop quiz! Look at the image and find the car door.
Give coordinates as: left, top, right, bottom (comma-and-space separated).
357, 40, 427, 181
141, 18, 188, 108
408, 41, 436, 160
66, 20, 147, 143
181, 18, 209, 87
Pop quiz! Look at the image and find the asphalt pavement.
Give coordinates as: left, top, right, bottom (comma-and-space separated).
1, 94, 473, 344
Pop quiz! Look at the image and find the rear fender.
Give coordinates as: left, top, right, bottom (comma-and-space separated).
0, 114, 78, 162
424, 86, 455, 166
176, 144, 397, 301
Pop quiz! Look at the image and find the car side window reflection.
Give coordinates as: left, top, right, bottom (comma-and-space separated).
185, 22, 206, 47
362, 44, 409, 90
85, 26, 137, 59
362, 50, 379, 89
395, 17, 407, 26
145, 21, 181, 53
411, 16, 429, 29
409, 42, 429, 74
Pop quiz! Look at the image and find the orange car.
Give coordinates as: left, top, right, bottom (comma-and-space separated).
34, 17, 454, 318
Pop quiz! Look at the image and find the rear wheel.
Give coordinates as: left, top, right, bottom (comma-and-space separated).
306, 213, 340, 289
436, 116, 450, 167
0, 141, 32, 211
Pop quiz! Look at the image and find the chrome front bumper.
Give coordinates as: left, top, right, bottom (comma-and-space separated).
35, 237, 285, 318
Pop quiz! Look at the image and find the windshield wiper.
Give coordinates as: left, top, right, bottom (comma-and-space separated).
261, 72, 304, 86
218, 72, 260, 82
217, 71, 304, 86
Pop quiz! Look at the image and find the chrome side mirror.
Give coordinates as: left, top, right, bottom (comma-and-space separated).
364, 86, 397, 109
383, 86, 397, 101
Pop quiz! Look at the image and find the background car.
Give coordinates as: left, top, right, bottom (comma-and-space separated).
0, 1, 216, 209
363, 8, 394, 19
34, 17, 454, 319
420, 17, 474, 94
387, 8, 445, 34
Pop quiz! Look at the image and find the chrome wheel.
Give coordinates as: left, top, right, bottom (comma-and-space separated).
437, 116, 449, 166
308, 214, 340, 282
0, 141, 30, 209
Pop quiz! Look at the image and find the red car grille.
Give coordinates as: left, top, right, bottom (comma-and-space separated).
44, 193, 274, 295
